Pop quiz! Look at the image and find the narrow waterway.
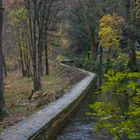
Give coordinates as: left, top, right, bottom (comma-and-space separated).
56, 92, 112, 140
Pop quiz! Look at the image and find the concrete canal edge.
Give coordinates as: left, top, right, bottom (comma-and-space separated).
0, 65, 97, 140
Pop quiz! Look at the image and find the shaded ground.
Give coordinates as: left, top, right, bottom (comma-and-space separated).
0, 63, 85, 133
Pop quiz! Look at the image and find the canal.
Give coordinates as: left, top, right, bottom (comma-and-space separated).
56, 91, 112, 140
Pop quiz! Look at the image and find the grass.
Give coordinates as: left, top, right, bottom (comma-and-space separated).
0, 63, 85, 133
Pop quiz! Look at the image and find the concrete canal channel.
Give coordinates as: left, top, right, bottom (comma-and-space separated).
0, 65, 111, 140
56, 87, 112, 140
56, 88, 98, 140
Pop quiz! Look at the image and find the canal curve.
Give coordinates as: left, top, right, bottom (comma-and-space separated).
56, 92, 112, 140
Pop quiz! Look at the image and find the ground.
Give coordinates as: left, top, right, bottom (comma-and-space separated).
0, 63, 85, 133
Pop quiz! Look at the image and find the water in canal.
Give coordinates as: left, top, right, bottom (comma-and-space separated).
56, 92, 112, 140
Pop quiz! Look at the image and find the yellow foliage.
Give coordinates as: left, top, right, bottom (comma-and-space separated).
100, 14, 125, 35
100, 14, 114, 28
99, 26, 120, 49
136, 51, 140, 58
99, 14, 125, 49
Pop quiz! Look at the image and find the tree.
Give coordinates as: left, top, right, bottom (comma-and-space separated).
66, 0, 102, 60
63, 0, 121, 60
88, 2, 140, 139
98, 14, 125, 84
9, 8, 31, 77
43, 0, 57, 75
124, 0, 137, 71
89, 70, 140, 140
99, 14, 125, 50
24, 0, 43, 91
0, 0, 6, 120
43, 0, 65, 75
108, 0, 139, 71
24, 0, 59, 90
114, 0, 140, 71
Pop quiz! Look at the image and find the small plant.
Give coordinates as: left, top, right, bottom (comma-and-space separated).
136, 51, 140, 59
56, 55, 65, 62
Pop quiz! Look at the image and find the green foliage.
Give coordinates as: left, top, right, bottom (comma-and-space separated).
102, 52, 129, 72
56, 55, 65, 62
9, 8, 28, 45
9, 8, 27, 27
74, 56, 100, 72
89, 69, 140, 140
111, 53, 129, 71
136, 51, 140, 59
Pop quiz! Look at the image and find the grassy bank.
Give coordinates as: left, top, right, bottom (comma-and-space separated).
0, 63, 85, 133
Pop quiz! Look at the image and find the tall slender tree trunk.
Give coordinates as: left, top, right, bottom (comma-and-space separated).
24, 0, 53, 91
91, 36, 97, 60
0, 0, 6, 121
128, 40, 137, 71
99, 46, 103, 87
24, 0, 42, 91
3, 54, 7, 77
125, 0, 137, 71
32, 55, 40, 91
125, 0, 131, 20
19, 47, 26, 76
23, 50, 31, 77
44, 39, 49, 75
37, 43, 42, 90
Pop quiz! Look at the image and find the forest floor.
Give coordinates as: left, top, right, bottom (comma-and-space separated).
0, 63, 85, 133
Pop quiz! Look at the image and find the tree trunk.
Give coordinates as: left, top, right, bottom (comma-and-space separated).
91, 36, 97, 60
3, 54, 7, 77
125, 0, 137, 71
125, 0, 131, 20
99, 46, 103, 87
44, 40, 49, 75
128, 40, 137, 71
32, 56, 41, 91
38, 41, 43, 76
24, 0, 52, 91
0, 0, 6, 121
37, 46, 42, 90
24, 50, 31, 77
19, 47, 26, 76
